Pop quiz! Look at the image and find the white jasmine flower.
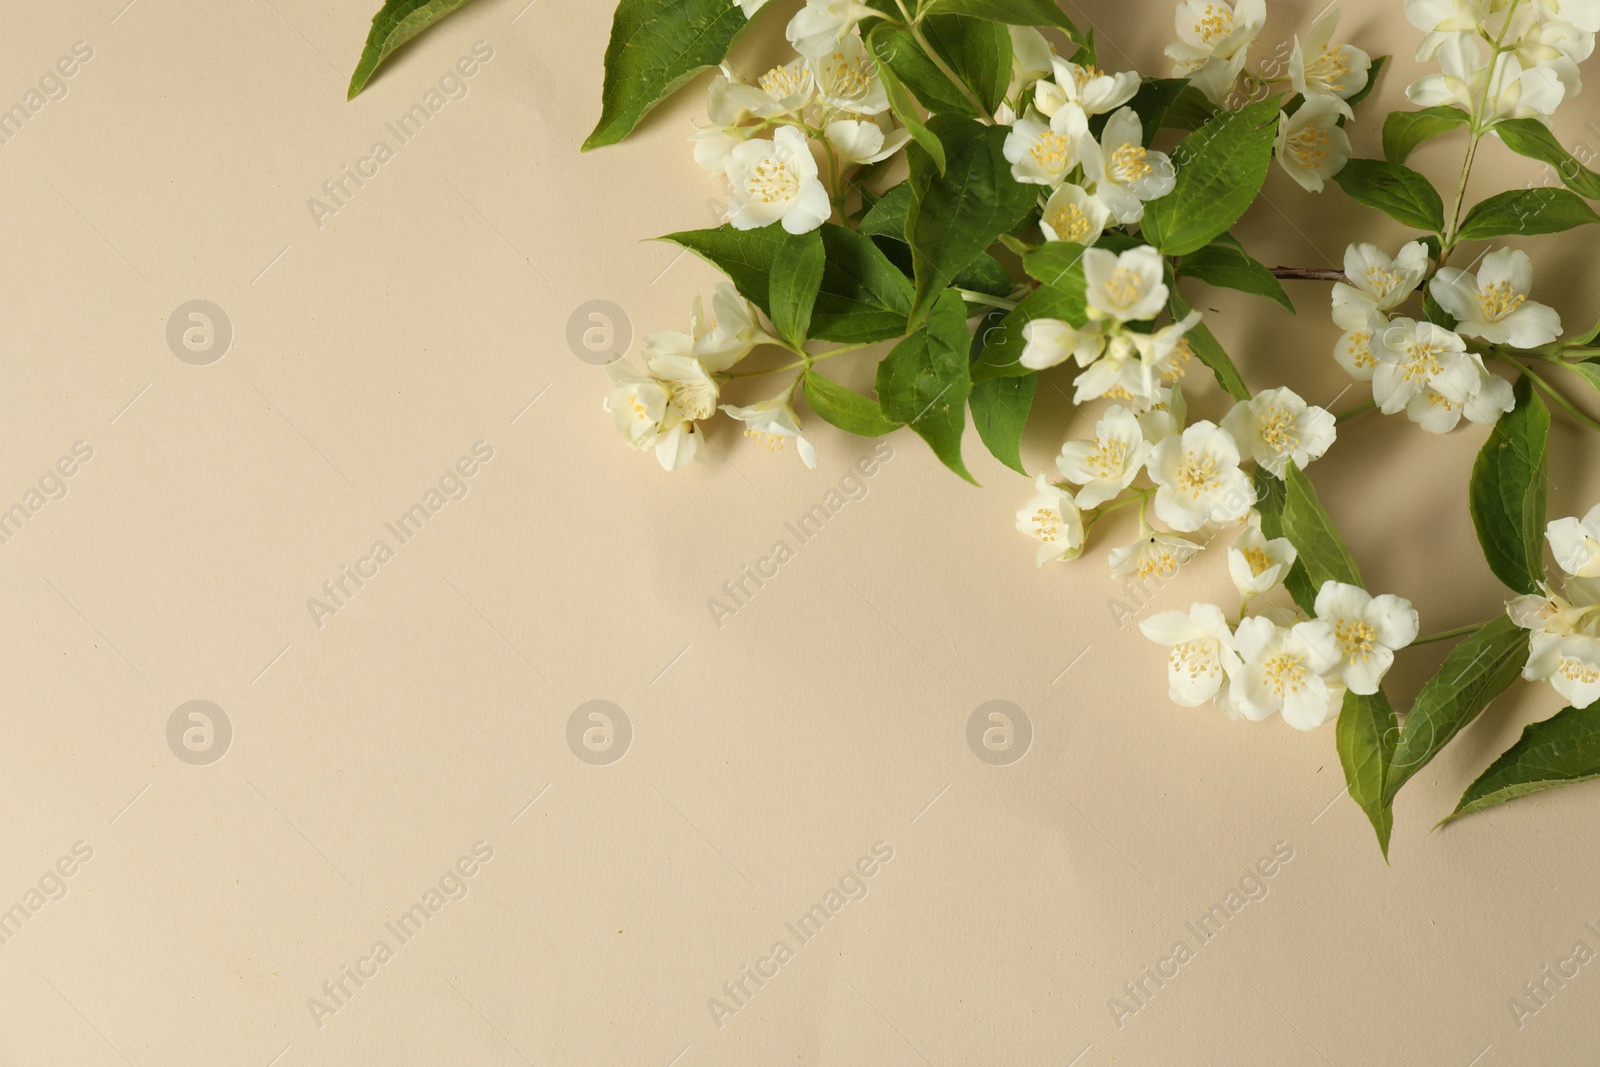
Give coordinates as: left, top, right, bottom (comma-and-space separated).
695, 284, 776, 371
1550, 506, 1600, 577
603, 360, 706, 472
753, 58, 817, 116
1232, 616, 1345, 728
1128, 311, 1204, 400
1137, 384, 1188, 444
824, 117, 911, 163
1290, 8, 1372, 108
1084, 245, 1169, 322
1333, 241, 1432, 319
1082, 108, 1176, 223
787, 1, 875, 58
648, 354, 721, 424
1040, 183, 1111, 244
1109, 525, 1204, 579
1057, 406, 1152, 508
1314, 581, 1420, 695
1228, 513, 1298, 596
725, 126, 832, 234
1141, 603, 1242, 706
1524, 631, 1600, 707
1406, 360, 1515, 433
811, 35, 889, 115
1149, 420, 1256, 531
1408, 34, 1567, 120
1009, 27, 1058, 93
1275, 96, 1352, 192
1018, 475, 1086, 564
1333, 304, 1383, 382
722, 384, 818, 468
1167, 0, 1268, 104
1020, 317, 1100, 371
1372, 317, 1481, 416
1051, 57, 1141, 116
1221, 387, 1337, 477
1072, 332, 1149, 404
1003, 104, 1091, 186
1405, 0, 1483, 60
1429, 248, 1562, 349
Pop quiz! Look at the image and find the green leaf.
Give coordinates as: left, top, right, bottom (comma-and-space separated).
1384, 616, 1532, 806
1168, 287, 1250, 401
1338, 689, 1398, 860
1494, 118, 1600, 200
770, 231, 826, 350
970, 274, 1086, 383
969, 308, 1034, 474
1382, 106, 1469, 165
583, 0, 751, 150
1470, 376, 1550, 596
812, 224, 917, 344
952, 253, 1014, 297
347, 0, 480, 100
917, 0, 1081, 35
869, 29, 946, 173
1160, 85, 1220, 132
1251, 468, 1319, 614
1443, 705, 1600, 825
1330, 158, 1447, 232
877, 290, 976, 482
1567, 359, 1600, 392
656, 224, 791, 315
1282, 464, 1362, 592
860, 183, 915, 241
870, 26, 979, 116
907, 115, 1038, 327
1142, 96, 1281, 257
1176, 234, 1293, 312
921, 14, 1013, 115
1116, 78, 1192, 145
1458, 187, 1600, 240
1344, 54, 1387, 108
804, 371, 902, 437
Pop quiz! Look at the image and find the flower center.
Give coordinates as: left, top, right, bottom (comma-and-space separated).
1049, 203, 1094, 242
1241, 545, 1273, 576
743, 428, 786, 452
1074, 64, 1106, 90
1262, 651, 1311, 696
671, 388, 716, 421
1029, 129, 1075, 172
1286, 122, 1330, 170
1476, 280, 1526, 321
1175, 450, 1221, 497
1401, 339, 1447, 382
1162, 339, 1195, 381
820, 52, 871, 99
1086, 436, 1128, 479
1334, 618, 1377, 661
1111, 142, 1153, 182
1559, 657, 1600, 685
1105, 266, 1144, 306
1365, 265, 1403, 301
1347, 330, 1375, 369
1257, 406, 1300, 454
1139, 540, 1182, 578
760, 64, 808, 99
1308, 46, 1351, 91
1194, 6, 1234, 45
1031, 507, 1064, 542
744, 159, 800, 205
1171, 639, 1219, 680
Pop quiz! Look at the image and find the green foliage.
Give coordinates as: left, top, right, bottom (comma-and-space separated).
348, 0, 481, 99
1281, 465, 1363, 591
770, 231, 826, 350
1469, 377, 1550, 596
583, 0, 752, 149
1330, 158, 1446, 232
1142, 97, 1281, 256
1176, 234, 1293, 312
804, 372, 902, 437
812, 225, 918, 343
1457, 187, 1600, 240
877, 290, 977, 482
918, 0, 1081, 35
1444, 705, 1600, 824
1494, 119, 1600, 200
1385, 616, 1532, 806
1338, 689, 1398, 859
1382, 106, 1469, 165
869, 29, 947, 174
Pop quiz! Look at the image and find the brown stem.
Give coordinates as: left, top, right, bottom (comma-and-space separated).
1270, 267, 1350, 282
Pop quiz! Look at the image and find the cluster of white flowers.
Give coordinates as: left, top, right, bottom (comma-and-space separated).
1166, 3, 1372, 193
1330, 241, 1556, 432
698, 2, 903, 234
604, 284, 816, 471
1510, 505, 1600, 708
1000, 30, 1176, 239
1405, 0, 1600, 122
1141, 581, 1419, 730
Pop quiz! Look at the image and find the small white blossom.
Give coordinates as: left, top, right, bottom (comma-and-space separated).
1049, 57, 1140, 116
1149, 420, 1256, 531
824, 117, 911, 164
1524, 631, 1600, 707
1020, 317, 1099, 371
1039, 183, 1111, 244
811, 35, 889, 115
1141, 603, 1242, 706
1313, 581, 1420, 695
1290, 8, 1373, 108
1004, 104, 1091, 186
1231, 616, 1345, 729
1084, 245, 1169, 323
1429, 248, 1562, 349
1221, 387, 1337, 477
1228, 514, 1298, 597
722, 384, 818, 468
1083, 108, 1176, 223
1057, 406, 1152, 509
1549, 506, 1600, 578
787, 0, 876, 58
1167, 0, 1268, 105
1372, 317, 1481, 416
1333, 304, 1383, 382
1275, 96, 1352, 192
1333, 241, 1432, 319
1017, 475, 1086, 564
725, 126, 832, 234
1109, 526, 1204, 579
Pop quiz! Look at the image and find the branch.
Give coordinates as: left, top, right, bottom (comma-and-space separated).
1270, 267, 1350, 283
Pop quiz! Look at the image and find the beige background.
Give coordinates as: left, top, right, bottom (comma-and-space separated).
4, 0, 1600, 1063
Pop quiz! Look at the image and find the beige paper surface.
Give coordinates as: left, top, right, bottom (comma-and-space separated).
4, 0, 1600, 1063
